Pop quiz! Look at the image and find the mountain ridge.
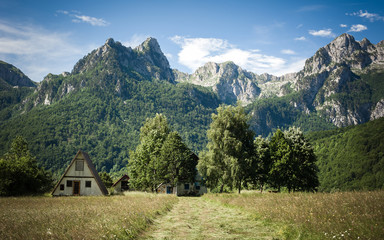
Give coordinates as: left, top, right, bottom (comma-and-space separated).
0, 33, 384, 183
175, 33, 384, 128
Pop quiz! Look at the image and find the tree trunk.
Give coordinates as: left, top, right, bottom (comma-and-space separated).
260, 183, 263, 193
238, 180, 241, 194
220, 184, 224, 193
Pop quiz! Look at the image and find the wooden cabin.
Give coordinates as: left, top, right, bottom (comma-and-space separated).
51, 150, 108, 196
112, 174, 130, 193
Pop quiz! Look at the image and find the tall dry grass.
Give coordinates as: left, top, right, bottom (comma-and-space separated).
0, 193, 177, 240
204, 191, 384, 239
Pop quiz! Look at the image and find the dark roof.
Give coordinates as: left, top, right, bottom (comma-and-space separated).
51, 150, 108, 195
112, 174, 130, 187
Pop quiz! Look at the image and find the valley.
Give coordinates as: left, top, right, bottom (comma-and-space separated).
0, 33, 384, 192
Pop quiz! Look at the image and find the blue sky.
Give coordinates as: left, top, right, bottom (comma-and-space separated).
1, 0, 383, 81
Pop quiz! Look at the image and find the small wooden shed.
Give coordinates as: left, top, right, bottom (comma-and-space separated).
51, 150, 108, 196
112, 174, 130, 193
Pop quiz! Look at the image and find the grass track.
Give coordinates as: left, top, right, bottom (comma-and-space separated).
140, 197, 278, 240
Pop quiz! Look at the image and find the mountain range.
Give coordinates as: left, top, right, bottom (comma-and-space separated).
0, 33, 383, 189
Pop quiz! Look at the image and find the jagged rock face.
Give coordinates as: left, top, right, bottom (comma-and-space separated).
0, 60, 36, 88
175, 62, 260, 104
370, 99, 384, 120
301, 34, 380, 76
133, 38, 174, 82
289, 33, 384, 126
72, 37, 174, 82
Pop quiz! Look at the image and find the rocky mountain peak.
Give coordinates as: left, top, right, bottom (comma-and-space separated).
324, 33, 361, 62
359, 38, 373, 50
71, 37, 174, 82
135, 37, 161, 53
133, 37, 174, 82
105, 38, 115, 46
175, 61, 260, 104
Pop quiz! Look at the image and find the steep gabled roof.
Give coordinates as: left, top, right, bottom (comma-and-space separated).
112, 174, 130, 187
51, 150, 108, 195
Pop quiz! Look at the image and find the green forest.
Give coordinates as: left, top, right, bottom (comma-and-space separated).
309, 117, 384, 191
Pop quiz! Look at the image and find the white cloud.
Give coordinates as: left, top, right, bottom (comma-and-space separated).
297, 5, 325, 12
164, 53, 173, 60
340, 24, 348, 28
348, 24, 368, 32
348, 10, 384, 22
58, 10, 109, 27
273, 58, 307, 76
281, 49, 296, 55
170, 36, 304, 76
72, 15, 109, 26
295, 36, 306, 41
309, 29, 335, 38
123, 34, 149, 48
0, 20, 85, 81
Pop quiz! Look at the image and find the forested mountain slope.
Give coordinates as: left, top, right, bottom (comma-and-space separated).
308, 117, 384, 191
0, 34, 383, 184
0, 38, 220, 178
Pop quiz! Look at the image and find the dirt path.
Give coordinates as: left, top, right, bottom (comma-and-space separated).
140, 197, 277, 240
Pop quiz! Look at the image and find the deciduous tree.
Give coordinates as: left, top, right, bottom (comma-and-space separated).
128, 114, 197, 192
197, 105, 255, 193
269, 128, 319, 192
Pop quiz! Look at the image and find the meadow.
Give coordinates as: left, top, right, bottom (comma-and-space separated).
204, 191, 384, 239
0, 192, 177, 240
1, 191, 383, 240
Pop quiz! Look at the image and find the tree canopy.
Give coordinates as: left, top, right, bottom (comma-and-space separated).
197, 105, 255, 193
128, 114, 197, 192
269, 127, 319, 192
0, 136, 53, 196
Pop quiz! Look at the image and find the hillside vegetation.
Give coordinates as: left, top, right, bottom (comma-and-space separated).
309, 117, 384, 191
0, 34, 383, 192
0, 78, 219, 178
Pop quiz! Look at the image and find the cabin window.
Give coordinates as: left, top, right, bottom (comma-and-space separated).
75, 160, 84, 171
60, 184, 65, 191
67, 180, 72, 187
85, 181, 91, 188
184, 184, 189, 190
196, 185, 201, 190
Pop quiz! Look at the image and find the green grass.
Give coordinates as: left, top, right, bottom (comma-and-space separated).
204, 191, 384, 239
1, 191, 383, 239
141, 197, 278, 239
0, 193, 177, 240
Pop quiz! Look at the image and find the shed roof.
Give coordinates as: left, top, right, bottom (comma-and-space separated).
112, 174, 130, 187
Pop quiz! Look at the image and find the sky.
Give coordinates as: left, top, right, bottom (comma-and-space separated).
0, 0, 384, 82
